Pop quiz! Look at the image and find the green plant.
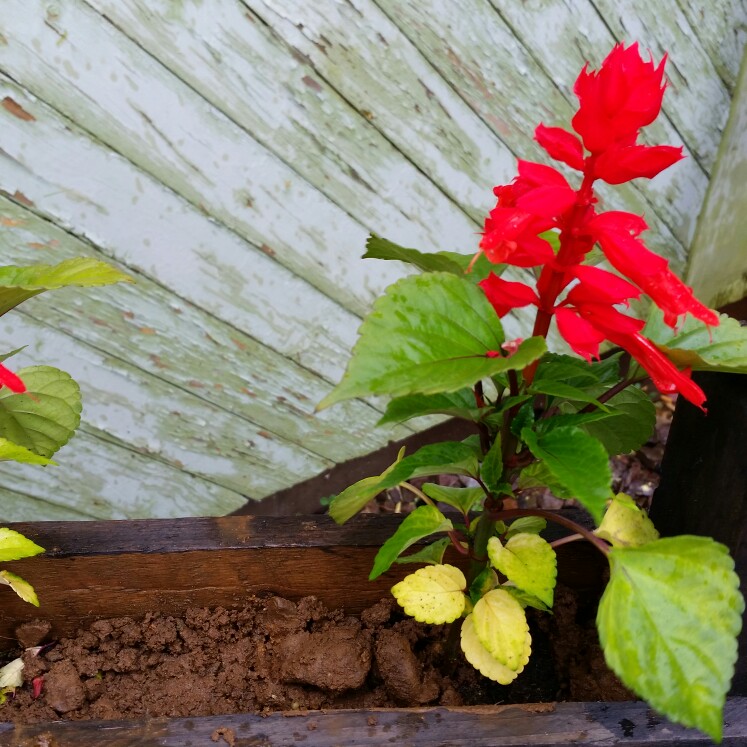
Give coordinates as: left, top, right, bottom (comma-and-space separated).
319, 43, 747, 742
0, 258, 131, 606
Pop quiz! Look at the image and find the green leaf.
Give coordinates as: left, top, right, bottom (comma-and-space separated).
534, 353, 605, 387
517, 460, 574, 500
510, 401, 535, 437
461, 614, 530, 684
487, 533, 557, 607
369, 505, 453, 580
579, 387, 656, 455
534, 410, 621, 436
421, 483, 485, 516
644, 307, 747, 373
329, 442, 479, 524
472, 589, 530, 669
522, 426, 611, 523
363, 235, 466, 274
0, 366, 82, 458
480, 435, 503, 492
394, 537, 451, 566
597, 536, 744, 742
0, 438, 56, 465
529, 379, 606, 408
0, 570, 39, 606
378, 389, 484, 425
594, 493, 659, 548
0, 258, 132, 316
391, 564, 467, 624
0, 528, 44, 562
469, 567, 499, 604
437, 251, 499, 284
503, 584, 551, 611
318, 272, 546, 408
0, 347, 26, 363
505, 517, 547, 539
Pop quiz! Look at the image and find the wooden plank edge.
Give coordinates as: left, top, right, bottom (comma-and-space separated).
1, 698, 745, 745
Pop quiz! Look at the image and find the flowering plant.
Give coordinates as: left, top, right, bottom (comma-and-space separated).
319, 44, 747, 742
0, 257, 130, 614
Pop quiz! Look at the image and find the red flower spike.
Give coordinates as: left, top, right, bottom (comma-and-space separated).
535, 124, 585, 171
572, 42, 667, 152
566, 265, 642, 306
594, 144, 684, 184
480, 273, 538, 317
0, 362, 25, 393
554, 306, 605, 361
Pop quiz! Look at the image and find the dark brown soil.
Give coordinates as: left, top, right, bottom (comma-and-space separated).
0, 587, 627, 723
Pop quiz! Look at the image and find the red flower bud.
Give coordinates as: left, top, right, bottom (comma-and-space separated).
479, 273, 538, 317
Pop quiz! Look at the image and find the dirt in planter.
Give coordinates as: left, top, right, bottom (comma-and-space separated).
0, 587, 628, 723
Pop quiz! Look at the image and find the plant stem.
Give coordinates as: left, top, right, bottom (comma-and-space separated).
491, 508, 610, 557
399, 481, 434, 506
468, 513, 496, 583
550, 533, 584, 549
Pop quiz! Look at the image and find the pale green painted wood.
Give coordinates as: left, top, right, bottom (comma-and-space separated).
0, 488, 99, 522
0, 0, 742, 521
686, 48, 747, 308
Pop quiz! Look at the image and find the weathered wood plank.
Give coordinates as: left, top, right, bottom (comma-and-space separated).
0, 75, 362, 386
3, 312, 335, 498
685, 49, 747, 307
675, 0, 747, 92
82, 0, 480, 254
0, 487, 98, 522
0, 431, 249, 519
3, 700, 747, 746
0, 197, 414, 465
375, 0, 702, 261
0, 0, 412, 318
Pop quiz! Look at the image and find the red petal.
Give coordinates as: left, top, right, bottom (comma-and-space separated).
554, 306, 605, 361
517, 160, 571, 187
587, 210, 648, 237
516, 185, 577, 220
594, 144, 684, 184
575, 302, 646, 335
479, 273, 538, 317
535, 124, 586, 171
566, 265, 641, 305
0, 362, 25, 393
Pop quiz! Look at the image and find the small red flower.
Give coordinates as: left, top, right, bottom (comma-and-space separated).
594, 143, 684, 184
534, 124, 586, 171
513, 161, 578, 219
0, 362, 25, 393
572, 42, 667, 153
480, 208, 555, 266
480, 273, 538, 317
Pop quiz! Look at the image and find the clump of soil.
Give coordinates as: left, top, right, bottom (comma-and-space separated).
0, 590, 626, 723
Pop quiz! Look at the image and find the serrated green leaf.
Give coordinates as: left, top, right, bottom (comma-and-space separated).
330, 442, 479, 523
394, 537, 451, 567
363, 234, 465, 274
597, 536, 744, 742
0, 570, 39, 606
480, 435, 503, 492
522, 426, 611, 523
370, 505, 454, 580
534, 410, 622, 436
534, 353, 608, 387
0, 528, 44, 562
318, 273, 547, 408
529, 379, 606, 408
0, 258, 132, 317
469, 567, 499, 604
472, 588, 530, 669
460, 614, 530, 684
503, 584, 551, 611
505, 517, 547, 539
0, 366, 82, 458
594, 493, 659, 548
517, 460, 575, 500
437, 250, 500, 284
510, 402, 535, 438
391, 564, 467, 624
487, 534, 557, 607
580, 387, 656, 455
421, 483, 485, 516
0, 438, 56, 465
644, 307, 747, 373
378, 389, 484, 425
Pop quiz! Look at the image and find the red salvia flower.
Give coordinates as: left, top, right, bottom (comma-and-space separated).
479, 273, 538, 317
0, 362, 25, 393
572, 42, 667, 152
534, 124, 585, 171
594, 143, 684, 184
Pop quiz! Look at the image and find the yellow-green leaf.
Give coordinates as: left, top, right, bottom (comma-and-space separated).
460, 614, 531, 684
471, 588, 530, 669
0, 438, 56, 465
594, 493, 659, 548
0, 528, 44, 562
488, 533, 557, 607
391, 564, 467, 624
0, 570, 39, 606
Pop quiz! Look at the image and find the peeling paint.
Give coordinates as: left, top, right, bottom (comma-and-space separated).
1, 96, 35, 121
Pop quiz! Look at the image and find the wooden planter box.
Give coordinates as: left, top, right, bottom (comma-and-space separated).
1, 513, 746, 746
